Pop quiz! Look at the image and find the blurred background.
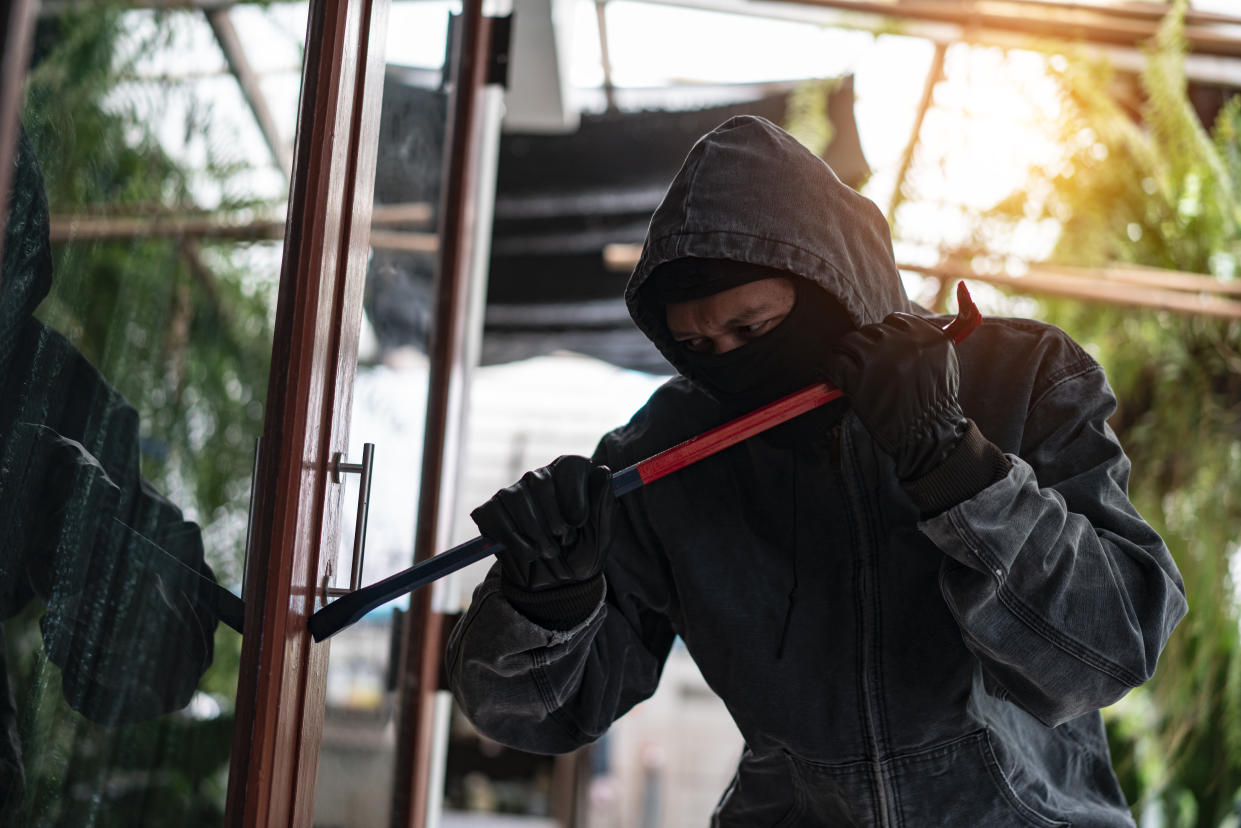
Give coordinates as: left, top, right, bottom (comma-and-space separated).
3, 0, 1241, 826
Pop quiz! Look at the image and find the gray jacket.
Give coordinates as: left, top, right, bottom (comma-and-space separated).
447, 116, 1187, 826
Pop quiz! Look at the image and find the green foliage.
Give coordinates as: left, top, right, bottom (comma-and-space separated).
785, 77, 841, 158
23, 7, 275, 585
6, 605, 235, 827
7, 5, 278, 825
981, 2, 1241, 824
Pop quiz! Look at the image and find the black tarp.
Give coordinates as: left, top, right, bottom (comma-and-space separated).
366, 70, 870, 374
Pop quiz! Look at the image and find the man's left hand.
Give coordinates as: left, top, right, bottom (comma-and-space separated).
824, 312, 969, 482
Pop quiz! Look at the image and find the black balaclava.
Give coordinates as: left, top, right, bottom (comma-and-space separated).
647, 257, 854, 417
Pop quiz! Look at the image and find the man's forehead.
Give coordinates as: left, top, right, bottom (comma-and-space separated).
664, 277, 795, 333
647, 257, 794, 306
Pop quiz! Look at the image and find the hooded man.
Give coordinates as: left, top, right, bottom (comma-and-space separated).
446, 115, 1186, 826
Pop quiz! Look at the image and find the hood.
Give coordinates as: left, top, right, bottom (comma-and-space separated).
625, 115, 911, 381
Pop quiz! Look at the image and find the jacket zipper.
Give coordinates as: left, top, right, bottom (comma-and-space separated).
838, 418, 895, 828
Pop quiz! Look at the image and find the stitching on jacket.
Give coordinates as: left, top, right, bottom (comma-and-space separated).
449, 587, 498, 680
948, 511, 1145, 688
1027, 362, 1103, 416
979, 730, 1072, 828
974, 317, 1099, 411
839, 434, 873, 755
674, 145, 705, 259
882, 728, 986, 767
530, 649, 595, 745
996, 585, 1143, 687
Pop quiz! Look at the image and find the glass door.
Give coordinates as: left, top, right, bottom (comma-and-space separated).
309, 2, 495, 825
223, 0, 395, 825
0, 3, 310, 826
4, 1, 495, 825
310, 5, 454, 824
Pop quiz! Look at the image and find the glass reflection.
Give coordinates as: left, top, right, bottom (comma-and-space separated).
2, 4, 293, 824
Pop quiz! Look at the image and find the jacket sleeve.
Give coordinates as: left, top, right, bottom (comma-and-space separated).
920, 361, 1187, 727
445, 434, 678, 754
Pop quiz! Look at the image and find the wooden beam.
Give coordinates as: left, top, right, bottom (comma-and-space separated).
903, 262, 1241, 320
1036, 262, 1241, 297
39, 0, 1241, 61
601, 242, 1241, 319
595, 0, 618, 113
371, 201, 433, 226
49, 214, 286, 242
38, 0, 1241, 31
1007, 0, 1241, 28
39, 0, 285, 15
48, 202, 433, 242
751, 0, 1241, 59
207, 8, 294, 177
367, 229, 438, 253
886, 41, 945, 224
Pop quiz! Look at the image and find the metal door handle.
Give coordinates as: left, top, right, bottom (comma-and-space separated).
328, 442, 375, 597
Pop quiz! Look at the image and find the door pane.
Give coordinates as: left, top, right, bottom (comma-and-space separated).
312, 3, 456, 826
1, 4, 303, 824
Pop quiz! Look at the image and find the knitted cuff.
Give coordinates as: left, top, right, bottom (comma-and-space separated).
902, 420, 1011, 518
502, 575, 606, 631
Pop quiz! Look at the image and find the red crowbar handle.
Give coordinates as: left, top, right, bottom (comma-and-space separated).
308, 283, 982, 641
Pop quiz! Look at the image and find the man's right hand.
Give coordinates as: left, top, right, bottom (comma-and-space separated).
471, 455, 613, 627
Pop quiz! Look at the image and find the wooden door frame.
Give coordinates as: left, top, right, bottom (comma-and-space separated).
225, 0, 389, 824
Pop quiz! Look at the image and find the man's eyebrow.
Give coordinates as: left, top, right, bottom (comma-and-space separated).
668, 304, 779, 340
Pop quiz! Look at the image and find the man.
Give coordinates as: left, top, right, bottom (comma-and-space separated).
447, 115, 1186, 826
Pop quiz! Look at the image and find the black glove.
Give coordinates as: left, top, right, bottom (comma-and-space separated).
826, 313, 1009, 515
471, 455, 613, 629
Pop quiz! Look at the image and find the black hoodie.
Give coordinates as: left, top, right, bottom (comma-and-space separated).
448, 116, 1185, 827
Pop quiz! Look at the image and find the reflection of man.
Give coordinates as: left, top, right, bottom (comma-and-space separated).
0, 129, 221, 810
447, 116, 1187, 825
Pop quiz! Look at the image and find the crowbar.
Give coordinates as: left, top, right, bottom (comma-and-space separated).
308, 282, 982, 641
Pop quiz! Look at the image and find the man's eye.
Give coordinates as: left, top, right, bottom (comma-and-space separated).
679, 338, 712, 353
739, 320, 770, 337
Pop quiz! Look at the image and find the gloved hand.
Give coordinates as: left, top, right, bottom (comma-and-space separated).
471, 455, 613, 629
825, 313, 1009, 515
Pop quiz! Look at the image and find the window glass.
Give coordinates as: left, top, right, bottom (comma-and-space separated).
1, 4, 301, 823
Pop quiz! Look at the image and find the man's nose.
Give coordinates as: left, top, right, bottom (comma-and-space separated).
711, 334, 746, 355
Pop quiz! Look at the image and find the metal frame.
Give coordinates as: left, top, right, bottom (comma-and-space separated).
390, 2, 497, 824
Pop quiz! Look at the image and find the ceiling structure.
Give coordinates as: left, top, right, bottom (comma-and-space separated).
363, 74, 870, 372
38, 0, 1241, 374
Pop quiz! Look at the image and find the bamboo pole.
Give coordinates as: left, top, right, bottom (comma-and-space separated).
1036, 262, 1241, 297
886, 41, 946, 223
47, 202, 434, 243
902, 262, 1241, 320
207, 9, 294, 177
601, 243, 1241, 320
754, 0, 1241, 60
48, 214, 286, 243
